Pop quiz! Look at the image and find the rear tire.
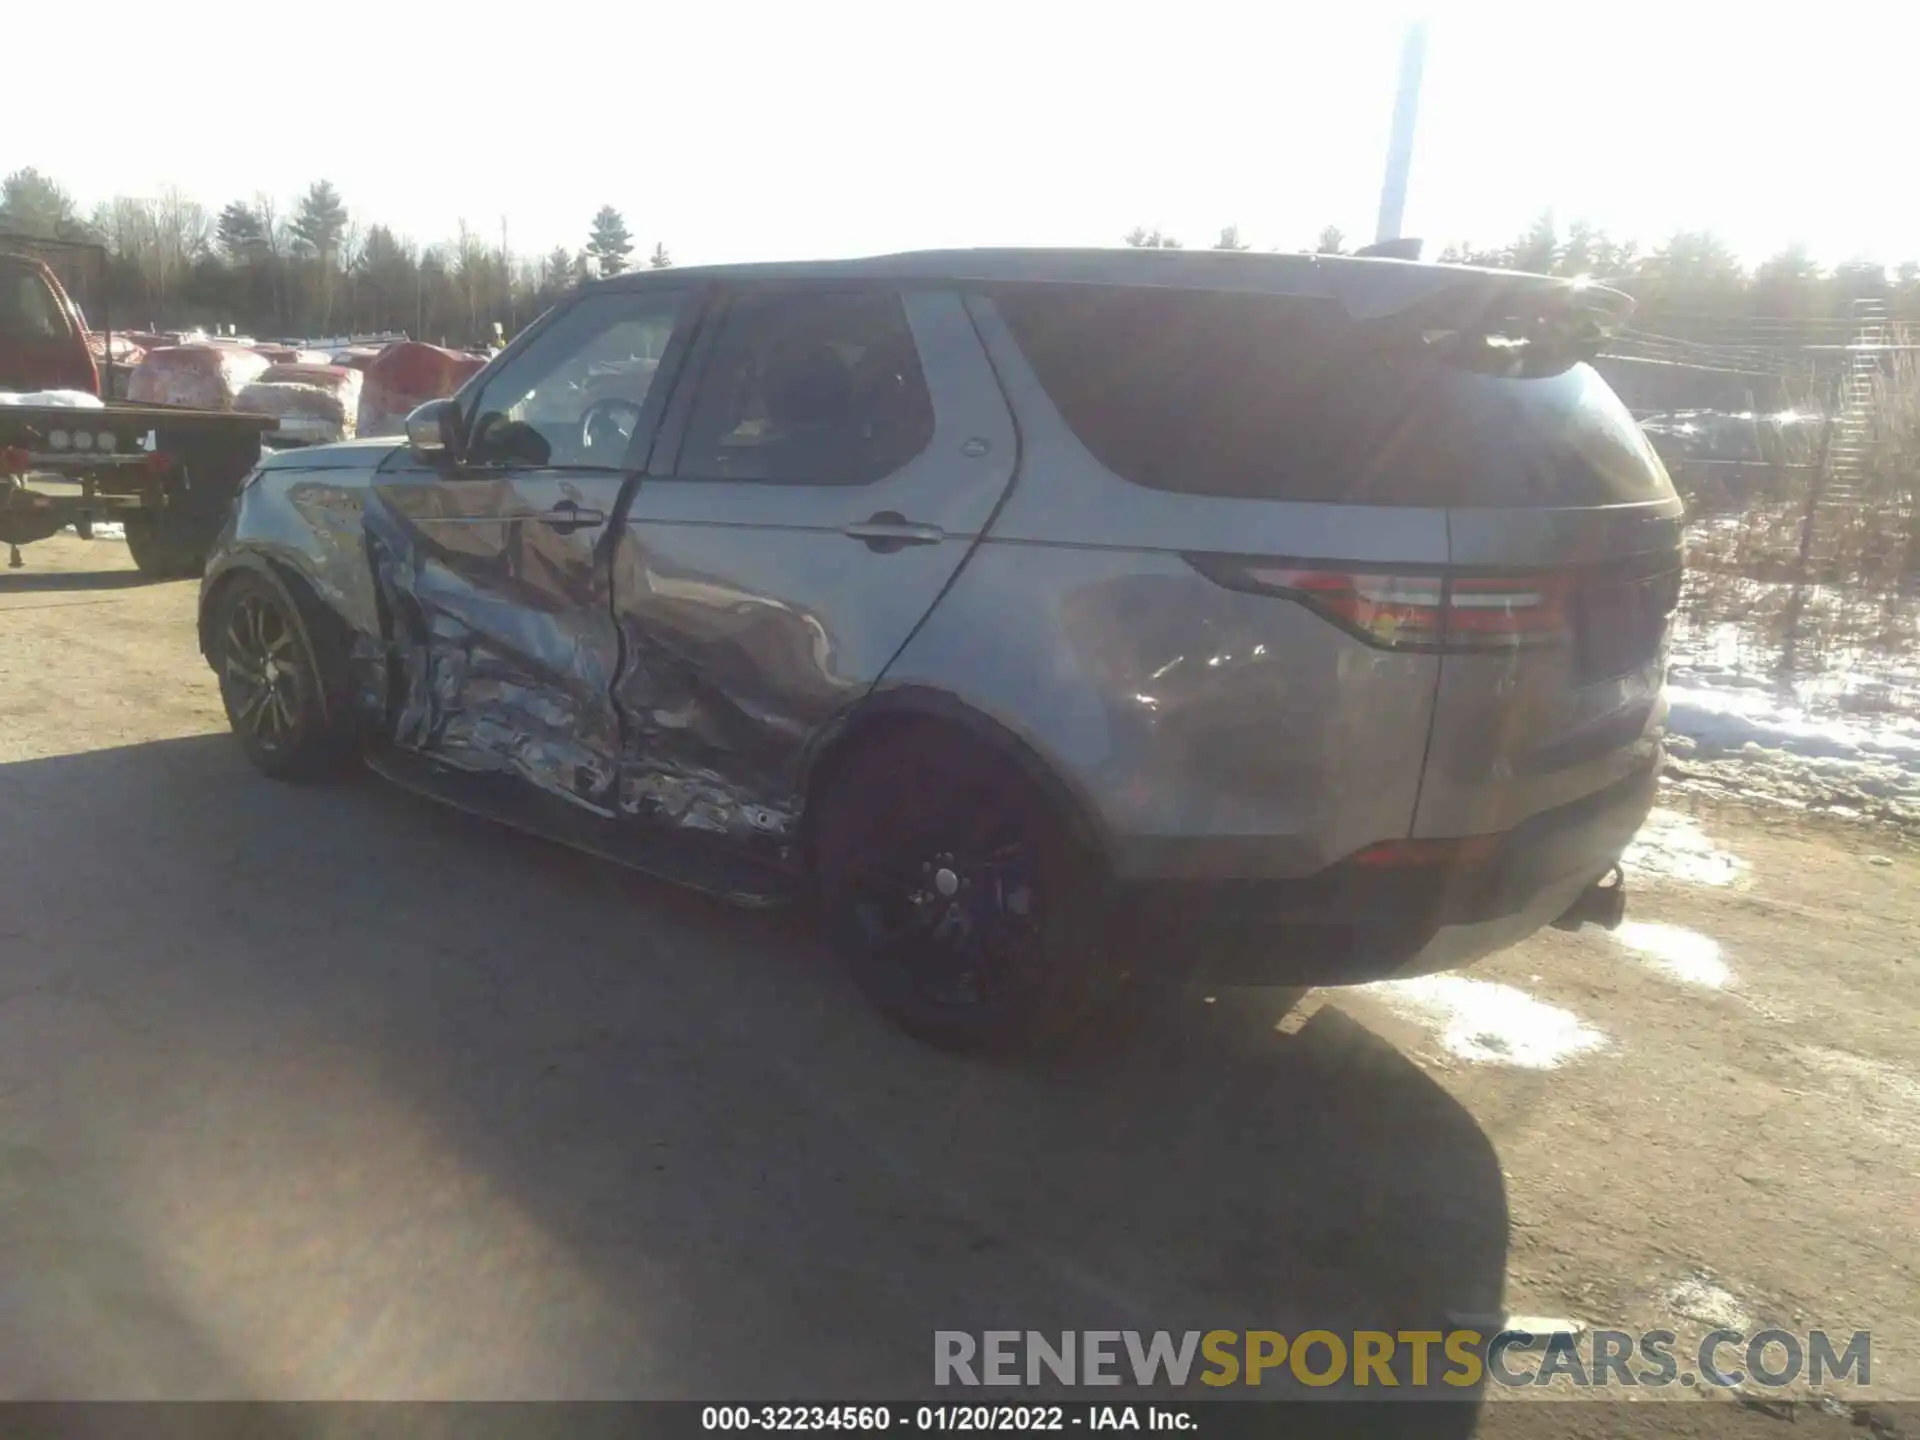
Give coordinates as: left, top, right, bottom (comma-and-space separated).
814, 729, 1109, 1051
126, 433, 258, 579
210, 573, 344, 781
124, 508, 210, 578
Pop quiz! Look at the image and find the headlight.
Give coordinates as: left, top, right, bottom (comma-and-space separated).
97, 431, 117, 453
72, 431, 93, 451
48, 430, 70, 450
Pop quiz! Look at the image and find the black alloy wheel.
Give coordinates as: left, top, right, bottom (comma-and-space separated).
212, 575, 336, 779
816, 730, 1106, 1050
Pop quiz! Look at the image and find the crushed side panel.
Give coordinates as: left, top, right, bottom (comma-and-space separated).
362, 485, 626, 813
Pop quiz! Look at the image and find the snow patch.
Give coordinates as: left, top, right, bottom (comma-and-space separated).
1664, 605, 1920, 829
1673, 583, 1920, 722
1795, 1046, 1920, 1147
1625, 809, 1748, 887
0, 390, 105, 408
1355, 975, 1608, 1069
1664, 1274, 1752, 1331
1612, 921, 1734, 989
1668, 684, 1920, 776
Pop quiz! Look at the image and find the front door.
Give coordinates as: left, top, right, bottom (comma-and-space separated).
606, 284, 1019, 863
368, 286, 698, 813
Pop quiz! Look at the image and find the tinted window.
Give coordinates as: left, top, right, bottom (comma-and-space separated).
991, 284, 1671, 507
1, 264, 64, 339
468, 291, 686, 467
678, 289, 934, 485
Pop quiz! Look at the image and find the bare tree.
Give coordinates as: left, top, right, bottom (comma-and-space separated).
93, 198, 162, 314
151, 187, 212, 314
453, 219, 489, 340
336, 220, 367, 330
254, 192, 287, 329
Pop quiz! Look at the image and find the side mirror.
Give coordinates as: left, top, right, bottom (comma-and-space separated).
404, 398, 463, 461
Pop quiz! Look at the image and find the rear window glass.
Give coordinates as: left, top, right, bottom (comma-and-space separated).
1, 263, 66, 339
989, 284, 1671, 507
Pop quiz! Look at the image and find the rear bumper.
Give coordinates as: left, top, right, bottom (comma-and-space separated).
1108, 762, 1659, 986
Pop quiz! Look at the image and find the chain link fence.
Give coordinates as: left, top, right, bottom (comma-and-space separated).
1605, 310, 1920, 717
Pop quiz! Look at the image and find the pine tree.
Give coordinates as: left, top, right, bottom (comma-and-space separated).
1508, 210, 1559, 274
649, 242, 673, 269
1640, 230, 1742, 284
217, 201, 265, 261
586, 206, 634, 275
290, 181, 348, 257
1557, 219, 1597, 277
0, 167, 87, 240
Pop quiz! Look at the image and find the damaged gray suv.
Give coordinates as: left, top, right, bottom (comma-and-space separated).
199, 248, 1681, 1049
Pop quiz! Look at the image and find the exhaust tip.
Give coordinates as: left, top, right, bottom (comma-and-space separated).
1551, 865, 1626, 932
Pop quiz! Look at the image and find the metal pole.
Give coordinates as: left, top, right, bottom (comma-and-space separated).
99, 243, 113, 400
502, 215, 513, 338
1375, 20, 1429, 245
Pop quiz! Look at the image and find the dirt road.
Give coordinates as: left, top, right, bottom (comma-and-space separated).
2, 534, 1915, 1432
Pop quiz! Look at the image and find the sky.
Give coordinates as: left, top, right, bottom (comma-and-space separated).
7, 0, 1918, 269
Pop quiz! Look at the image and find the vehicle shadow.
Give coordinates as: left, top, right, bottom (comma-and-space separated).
2, 734, 1502, 1429
0, 565, 154, 593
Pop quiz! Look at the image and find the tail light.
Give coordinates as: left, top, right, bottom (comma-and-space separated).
1187, 555, 1572, 652
2, 445, 30, 474
1443, 574, 1572, 646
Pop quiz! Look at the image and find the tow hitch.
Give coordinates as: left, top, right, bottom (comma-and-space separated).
1551, 864, 1626, 932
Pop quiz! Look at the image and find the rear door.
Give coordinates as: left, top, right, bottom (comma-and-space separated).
367, 285, 697, 810
605, 283, 1017, 853
1412, 362, 1683, 838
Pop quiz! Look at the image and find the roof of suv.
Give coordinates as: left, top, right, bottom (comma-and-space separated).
585, 247, 1632, 326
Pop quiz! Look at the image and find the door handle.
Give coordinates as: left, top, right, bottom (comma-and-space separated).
539, 500, 606, 534
843, 511, 945, 552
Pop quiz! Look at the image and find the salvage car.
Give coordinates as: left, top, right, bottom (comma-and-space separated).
198, 248, 1681, 1048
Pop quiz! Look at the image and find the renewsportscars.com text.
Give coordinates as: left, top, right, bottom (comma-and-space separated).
934, 1329, 1872, 1389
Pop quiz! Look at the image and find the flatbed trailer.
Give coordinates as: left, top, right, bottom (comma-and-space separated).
4, 230, 281, 576
1, 400, 278, 576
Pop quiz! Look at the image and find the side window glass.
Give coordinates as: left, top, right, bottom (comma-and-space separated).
677, 289, 934, 485
467, 291, 687, 468
2, 270, 63, 339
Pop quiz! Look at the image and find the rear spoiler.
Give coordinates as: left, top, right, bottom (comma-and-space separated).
1329, 262, 1635, 377
1353, 238, 1424, 260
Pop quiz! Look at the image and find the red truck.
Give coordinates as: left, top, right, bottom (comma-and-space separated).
2, 235, 276, 575
0, 247, 99, 393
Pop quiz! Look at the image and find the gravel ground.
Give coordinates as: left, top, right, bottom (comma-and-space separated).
2, 534, 1916, 1436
